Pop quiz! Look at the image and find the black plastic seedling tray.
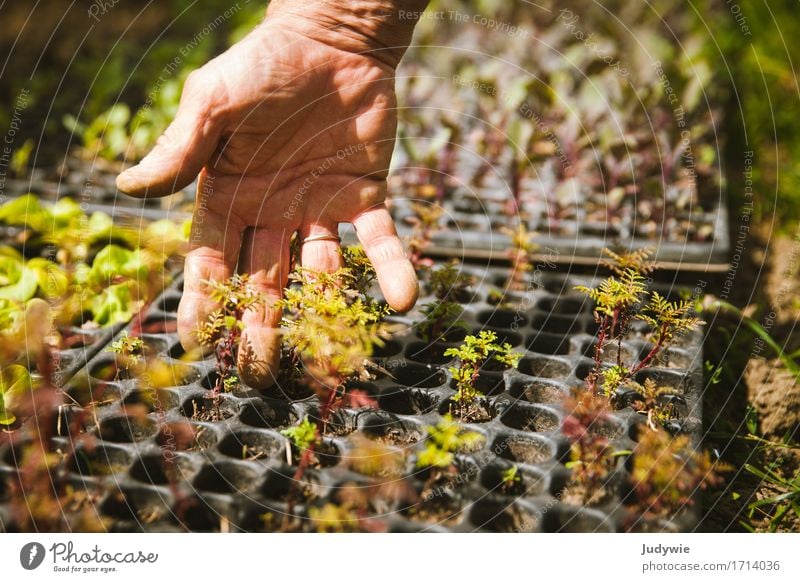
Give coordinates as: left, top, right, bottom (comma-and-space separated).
0, 264, 704, 533
342, 192, 730, 273
6, 165, 728, 272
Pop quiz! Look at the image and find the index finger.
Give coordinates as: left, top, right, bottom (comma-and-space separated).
352, 205, 418, 313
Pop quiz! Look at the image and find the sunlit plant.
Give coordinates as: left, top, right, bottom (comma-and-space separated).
193, 273, 263, 397
444, 330, 521, 420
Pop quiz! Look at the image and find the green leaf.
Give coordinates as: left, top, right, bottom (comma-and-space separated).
89, 245, 147, 284
89, 283, 139, 326
745, 405, 759, 436
281, 417, 318, 451
0, 264, 39, 301
27, 258, 68, 298
87, 212, 114, 241
0, 194, 51, 231
52, 197, 84, 226
0, 364, 35, 425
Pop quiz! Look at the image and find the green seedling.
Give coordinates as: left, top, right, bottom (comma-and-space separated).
444, 330, 522, 418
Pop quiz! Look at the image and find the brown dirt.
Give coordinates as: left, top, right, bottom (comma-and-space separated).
701, 230, 800, 532
745, 359, 800, 439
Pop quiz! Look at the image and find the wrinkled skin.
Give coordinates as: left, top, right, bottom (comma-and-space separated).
117, 17, 419, 388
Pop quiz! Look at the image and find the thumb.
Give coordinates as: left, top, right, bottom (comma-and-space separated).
117, 71, 221, 198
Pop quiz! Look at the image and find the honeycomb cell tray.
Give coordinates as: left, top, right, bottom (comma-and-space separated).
0, 266, 704, 533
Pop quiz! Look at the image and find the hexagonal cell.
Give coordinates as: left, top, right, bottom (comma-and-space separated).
377, 387, 438, 415
642, 346, 696, 370
541, 506, 614, 532
264, 379, 315, 401
158, 294, 181, 313
414, 326, 467, 344
307, 407, 359, 437
47, 405, 92, 438
526, 332, 571, 355
237, 502, 299, 532
540, 275, 578, 295
500, 402, 560, 433
98, 415, 157, 443
581, 339, 638, 364
181, 393, 238, 423
439, 396, 495, 424
70, 444, 133, 478
89, 359, 132, 382
401, 491, 467, 527
386, 362, 447, 389
58, 328, 104, 350
263, 465, 324, 502
288, 439, 341, 469
404, 341, 454, 365
574, 359, 598, 380
239, 400, 298, 430
491, 433, 556, 465
480, 461, 548, 497
537, 296, 590, 315
531, 313, 581, 335
219, 430, 284, 461
372, 340, 403, 358
129, 454, 197, 485
477, 309, 529, 329
174, 495, 239, 532
156, 421, 218, 452
148, 361, 202, 387
193, 462, 261, 494
518, 355, 572, 379
510, 379, 569, 405
470, 499, 539, 532
100, 486, 172, 526
361, 413, 423, 446
476, 369, 509, 395
123, 388, 180, 414
139, 315, 178, 335
167, 342, 206, 362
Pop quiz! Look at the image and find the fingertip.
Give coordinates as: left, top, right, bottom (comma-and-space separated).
116, 170, 144, 197
176, 294, 214, 356
380, 259, 419, 313
237, 327, 281, 389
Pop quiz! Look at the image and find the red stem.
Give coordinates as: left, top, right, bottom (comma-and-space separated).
631, 328, 666, 375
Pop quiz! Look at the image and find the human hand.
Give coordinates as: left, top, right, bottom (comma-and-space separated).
117, 1, 427, 388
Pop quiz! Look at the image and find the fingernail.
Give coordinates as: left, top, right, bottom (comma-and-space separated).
116, 169, 139, 193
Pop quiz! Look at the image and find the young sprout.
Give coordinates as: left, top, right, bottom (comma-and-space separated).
405, 199, 443, 269
193, 273, 263, 397
575, 248, 701, 395
628, 429, 726, 524
418, 262, 473, 343
417, 416, 485, 471
282, 417, 318, 459
501, 223, 537, 292
106, 332, 145, 380
279, 250, 391, 520
561, 389, 619, 505
444, 330, 522, 419
281, 248, 390, 406
500, 465, 522, 492
625, 378, 680, 430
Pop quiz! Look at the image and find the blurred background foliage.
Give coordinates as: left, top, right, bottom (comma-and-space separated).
0, 0, 798, 229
